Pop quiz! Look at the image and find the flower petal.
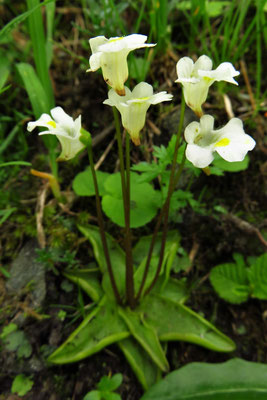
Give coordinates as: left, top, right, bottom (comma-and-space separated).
103, 87, 131, 107
186, 143, 214, 168
89, 36, 108, 53
199, 114, 215, 134
214, 118, 255, 162
50, 107, 74, 126
149, 91, 173, 104
184, 121, 201, 144
88, 52, 103, 71
132, 82, 153, 99
215, 136, 255, 162
199, 62, 240, 84
176, 57, 194, 81
27, 113, 52, 132
194, 55, 212, 73
57, 136, 85, 161
98, 34, 155, 52
74, 115, 82, 137
121, 33, 149, 47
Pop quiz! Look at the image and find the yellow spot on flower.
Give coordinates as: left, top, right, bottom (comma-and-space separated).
47, 121, 56, 128
138, 97, 149, 101
215, 138, 230, 147
109, 37, 124, 43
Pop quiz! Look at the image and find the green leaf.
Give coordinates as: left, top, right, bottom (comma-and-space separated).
0, 323, 18, 339
17, 63, 50, 117
212, 154, 249, 172
155, 277, 188, 304
63, 269, 104, 302
169, 189, 193, 213
209, 262, 251, 304
11, 374, 34, 397
26, 0, 54, 106
141, 358, 267, 400
0, 208, 17, 226
0, 84, 11, 95
97, 374, 123, 392
153, 144, 172, 164
102, 393, 121, 400
0, 266, 10, 278
73, 169, 110, 197
139, 294, 235, 352
233, 253, 246, 267
0, 161, 32, 167
131, 162, 162, 183
247, 253, 267, 299
118, 338, 161, 390
16, 63, 57, 150
0, 56, 10, 91
83, 391, 101, 400
133, 231, 180, 268
133, 231, 181, 295
207, 1, 232, 17
119, 308, 169, 372
134, 254, 161, 296
17, 338, 32, 358
48, 301, 129, 364
171, 253, 191, 273
78, 225, 126, 298
129, 56, 150, 82
102, 172, 161, 228
45, 0, 56, 68
3, 329, 32, 358
0, 0, 54, 41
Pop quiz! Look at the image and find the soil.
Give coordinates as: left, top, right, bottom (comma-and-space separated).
1, 3, 267, 400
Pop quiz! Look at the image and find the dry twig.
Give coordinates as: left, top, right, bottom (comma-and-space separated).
240, 59, 256, 112
223, 213, 267, 249
95, 137, 116, 170
35, 183, 49, 249
223, 93, 235, 119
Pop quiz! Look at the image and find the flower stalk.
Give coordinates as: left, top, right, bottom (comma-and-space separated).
30, 168, 62, 202
143, 96, 186, 298
81, 129, 122, 305
113, 108, 135, 308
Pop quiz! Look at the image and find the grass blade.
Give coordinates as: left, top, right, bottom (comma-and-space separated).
0, 0, 54, 41
45, 0, 56, 68
17, 62, 57, 151
26, 0, 54, 107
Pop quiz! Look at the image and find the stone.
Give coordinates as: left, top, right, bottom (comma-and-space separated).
6, 240, 46, 308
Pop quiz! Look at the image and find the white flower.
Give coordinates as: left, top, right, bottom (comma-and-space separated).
88, 34, 155, 95
176, 55, 240, 116
27, 107, 84, 161
103, 82, 173, 145
184, 115, 256, 168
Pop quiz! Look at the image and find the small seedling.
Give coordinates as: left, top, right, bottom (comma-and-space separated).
83, 373, 123, 400
210, 253, 267, 304
0, 323, 32, 358
11, 374, 34, 396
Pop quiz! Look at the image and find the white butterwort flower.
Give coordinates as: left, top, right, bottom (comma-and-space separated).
88, 34, 155, 96
103, 82, 173, 145
27, 107, 84, 161
184, 115, 256, 168
176, 55, 240, 116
